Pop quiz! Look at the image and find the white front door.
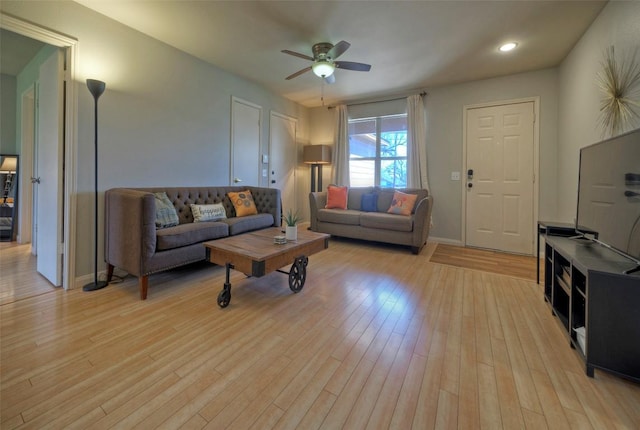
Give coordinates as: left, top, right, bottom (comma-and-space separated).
465, 101, 535, 255
269, 112, 297, 211
36, 49, 64, 285
230, 97, 261, 187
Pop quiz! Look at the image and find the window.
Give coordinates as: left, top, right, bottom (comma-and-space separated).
348, 114, 407, 187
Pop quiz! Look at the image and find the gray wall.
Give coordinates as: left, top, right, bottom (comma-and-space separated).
0, 73, 17, 153
557, 1, 640, 222
0, 1, 310, 282
426, 68, 558, 242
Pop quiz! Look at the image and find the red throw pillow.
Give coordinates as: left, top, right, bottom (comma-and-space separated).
325, 185, 348, 210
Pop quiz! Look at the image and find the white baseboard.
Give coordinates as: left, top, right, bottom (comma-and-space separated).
429, 236, 463, 246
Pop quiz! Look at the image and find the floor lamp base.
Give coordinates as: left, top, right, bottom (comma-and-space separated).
83, 280, 109, 292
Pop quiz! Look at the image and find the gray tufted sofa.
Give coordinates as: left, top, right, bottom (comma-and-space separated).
104, 186, 281, 299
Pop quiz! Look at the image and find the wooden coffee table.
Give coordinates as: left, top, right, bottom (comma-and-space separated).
204, 227, 329, 308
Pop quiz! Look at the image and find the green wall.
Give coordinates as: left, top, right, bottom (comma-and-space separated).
1, 73, 17, 153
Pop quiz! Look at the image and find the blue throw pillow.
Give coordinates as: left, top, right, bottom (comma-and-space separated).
361, 193, 378, 212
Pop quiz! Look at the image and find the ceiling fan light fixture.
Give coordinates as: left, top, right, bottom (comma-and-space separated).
499, 42, 518, 52
312, 61, 335, 78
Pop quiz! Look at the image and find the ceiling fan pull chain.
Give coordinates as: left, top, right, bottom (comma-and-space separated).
321, 79, 325, 106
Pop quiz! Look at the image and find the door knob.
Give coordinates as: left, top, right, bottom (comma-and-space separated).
233, 178, 242, 183
31, 177, 40, 184
467, 183, 473, 189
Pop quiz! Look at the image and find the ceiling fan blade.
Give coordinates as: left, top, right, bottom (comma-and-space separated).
327, 40, 350, 59
285, 66, 312, 80
324, 74, 336, 84
335, 61, 371, 72
281, 49, 314, 61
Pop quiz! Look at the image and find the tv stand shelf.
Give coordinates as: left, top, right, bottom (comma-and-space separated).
544, 236, 640, 383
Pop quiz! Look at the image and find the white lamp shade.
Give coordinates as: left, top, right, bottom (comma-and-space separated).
312, 61, 335, 78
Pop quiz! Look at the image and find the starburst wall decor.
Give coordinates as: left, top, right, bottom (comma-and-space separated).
596, 46, 640, 137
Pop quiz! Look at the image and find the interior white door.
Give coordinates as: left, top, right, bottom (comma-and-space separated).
465, 102, 535, 254
35, 49, 64, 286
269, 112, 297, 211
231, 97, 261, 187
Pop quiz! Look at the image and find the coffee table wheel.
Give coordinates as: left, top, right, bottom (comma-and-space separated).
217, 285, 231, 308
289, 256, 308, 293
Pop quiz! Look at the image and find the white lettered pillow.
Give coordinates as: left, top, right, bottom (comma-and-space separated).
190, 203, 227, 223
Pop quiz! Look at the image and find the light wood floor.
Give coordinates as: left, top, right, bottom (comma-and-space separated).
0, 242, 57, 306
1, 239, 639, 429
430, 243, 538, 281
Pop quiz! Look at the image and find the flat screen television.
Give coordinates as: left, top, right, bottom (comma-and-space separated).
576, 127, 640, 271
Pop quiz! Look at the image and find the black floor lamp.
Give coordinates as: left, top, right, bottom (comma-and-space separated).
303, 145, 332, 192
83, 79, 108, 292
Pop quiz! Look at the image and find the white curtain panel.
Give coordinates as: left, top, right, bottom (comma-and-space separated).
332, 104, 350, 186
407, 94, 430, 190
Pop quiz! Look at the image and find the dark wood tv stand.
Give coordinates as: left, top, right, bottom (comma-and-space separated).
544, 236, 640, 383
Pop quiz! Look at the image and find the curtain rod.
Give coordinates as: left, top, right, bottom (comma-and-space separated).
327, 90, 427, 109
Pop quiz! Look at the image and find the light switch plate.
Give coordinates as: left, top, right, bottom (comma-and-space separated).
451, 171, 461, 181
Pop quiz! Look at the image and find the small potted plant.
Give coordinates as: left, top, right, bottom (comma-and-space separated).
283, 209, 300, 241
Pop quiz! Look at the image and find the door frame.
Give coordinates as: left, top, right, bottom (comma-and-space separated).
461, 97, 540, 255
19, 85, 35, 249
2, 13, 78, 289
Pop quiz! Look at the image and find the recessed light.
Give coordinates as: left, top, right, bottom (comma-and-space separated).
499, 42, 518, 52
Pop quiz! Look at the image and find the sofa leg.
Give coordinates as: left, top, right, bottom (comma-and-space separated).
411, 245, 423, 255
106, 264, 115, 283
139, 276, 149, 300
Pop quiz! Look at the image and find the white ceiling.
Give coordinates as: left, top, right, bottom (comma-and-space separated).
76, 1, 605, 108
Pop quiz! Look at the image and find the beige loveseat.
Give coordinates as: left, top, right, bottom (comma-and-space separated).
309, 187, 433, 254
105, 186, 281, 299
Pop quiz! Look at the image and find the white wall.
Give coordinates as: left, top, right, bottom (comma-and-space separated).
557, 1, 640, 222
0, 1, 310, 282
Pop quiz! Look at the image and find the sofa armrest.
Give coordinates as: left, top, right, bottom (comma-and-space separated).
247, 186, 281, 227
412, 195, 434, 250
105, 188, 157, 277
309, 192, 327, 231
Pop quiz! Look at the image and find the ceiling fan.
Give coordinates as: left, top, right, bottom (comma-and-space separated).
282, 40, 371, 84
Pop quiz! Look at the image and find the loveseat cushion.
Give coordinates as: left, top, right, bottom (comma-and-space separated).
156, 222, 229, 251
360, 212, 414, 232
317, 209, 361, 226
223, 213, 275, 235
